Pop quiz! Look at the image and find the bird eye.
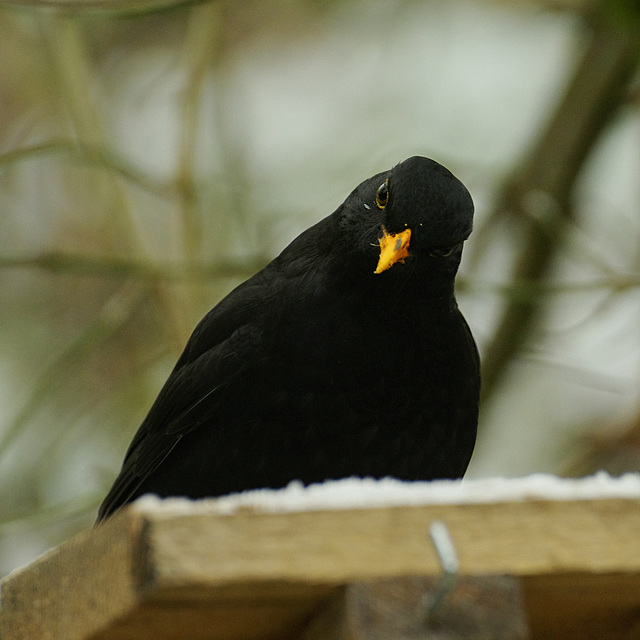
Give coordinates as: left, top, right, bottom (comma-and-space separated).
430, 244, 460, 258
375, 181, 389, 209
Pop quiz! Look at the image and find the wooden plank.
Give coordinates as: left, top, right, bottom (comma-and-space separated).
2, 484, 640, 640
0, 513, 144, 640
140, 498, 640, 586
88, 595, 331, 640
300, 576, 530, 640
522, 572, 640, 640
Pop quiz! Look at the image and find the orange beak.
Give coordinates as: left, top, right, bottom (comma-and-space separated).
374, 226, 412, 274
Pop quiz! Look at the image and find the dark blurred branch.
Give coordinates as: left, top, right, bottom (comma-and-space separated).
0, 251, 268, 282
479, 16, 639, 404
176, 4, 223, 262
0, 0, 198, 14
0, 140, 171, 197
459, 274, 640, 297
0, 0, 594, 13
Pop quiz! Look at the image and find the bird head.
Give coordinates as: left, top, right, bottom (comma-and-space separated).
336, 156, 474, 282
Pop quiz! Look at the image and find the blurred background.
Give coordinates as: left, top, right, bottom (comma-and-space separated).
0, 0, 639, 577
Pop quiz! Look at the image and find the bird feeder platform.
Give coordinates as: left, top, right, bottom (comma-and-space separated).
2, 474, 640, 640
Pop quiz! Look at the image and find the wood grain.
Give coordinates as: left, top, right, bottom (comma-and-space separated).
2, 489, 640, 639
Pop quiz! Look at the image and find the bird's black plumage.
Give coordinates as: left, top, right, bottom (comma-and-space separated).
97, 156, 479, 522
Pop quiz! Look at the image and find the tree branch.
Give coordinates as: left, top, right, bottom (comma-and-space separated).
478, 15, 639, 404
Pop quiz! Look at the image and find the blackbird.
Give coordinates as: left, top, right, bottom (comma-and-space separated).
97, 156, 479, 522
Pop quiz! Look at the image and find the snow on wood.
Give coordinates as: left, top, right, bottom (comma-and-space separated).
131, 471, 640, 516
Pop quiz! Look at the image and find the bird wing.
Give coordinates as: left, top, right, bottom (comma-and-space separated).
96, 276, 268, 521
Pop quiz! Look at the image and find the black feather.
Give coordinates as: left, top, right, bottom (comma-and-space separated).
97, 156, 479, 522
